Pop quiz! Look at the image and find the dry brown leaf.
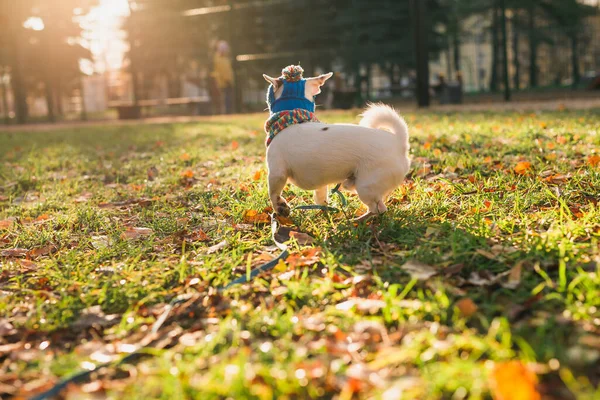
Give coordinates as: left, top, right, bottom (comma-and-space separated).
207, 240, 227, 254
0, 218, 16, 229
399, 260, 437, 280
456, 298, 478, 317
147, 166, 159, 181
28, 244, 57, 258
289, 231, 315, 245
188, 229, 210, 242
336, 298, 386, 314
1, 248, 29, 258
286, 247, 322, 268
72, 306, 121, 330
121, 227, 153, 240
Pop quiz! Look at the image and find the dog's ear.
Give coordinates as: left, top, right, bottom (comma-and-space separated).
305, 72, 333, 97
263, 74, 281, 90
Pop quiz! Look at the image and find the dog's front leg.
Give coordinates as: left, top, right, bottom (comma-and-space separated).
314, 186, 328, 205
268, 173, 291, 217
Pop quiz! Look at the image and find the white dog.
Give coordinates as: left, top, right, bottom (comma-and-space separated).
263, 68, 410, 220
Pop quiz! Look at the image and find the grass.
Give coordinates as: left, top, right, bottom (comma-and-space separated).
1, 108, 599, 399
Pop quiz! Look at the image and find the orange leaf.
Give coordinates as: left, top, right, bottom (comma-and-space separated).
0, 219, 14, 229
556, 136, 567, 144
588, 155, 600, 167
456, 298, 478, 317
180, 153, 190, 161
231, 141, 239, 150
423, 142, 432, 150
490, 361, 540, 400
243, 209, 270, 224
276, 215, 294, 226
252, 170, 263, 181
189, 229, 210, 242
514, 162, 532, 175
181, 169, 194, 178
35, 214, 50, 222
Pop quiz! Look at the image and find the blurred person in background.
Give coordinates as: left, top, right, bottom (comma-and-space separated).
211, 40, 234, 114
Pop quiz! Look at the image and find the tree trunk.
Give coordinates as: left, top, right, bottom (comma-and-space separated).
571, 34, 580, 88
512, 19, 520, 90
10, 38, 28, 124
45, 79, 56, 123
55, 78, 64, 117
528, 2, 537, 88
453, 28, 461, 74
490, 3, 500, 92
1, 68, 9, 125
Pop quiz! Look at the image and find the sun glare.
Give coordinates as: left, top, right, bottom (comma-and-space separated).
24, 17, 45, 31
80, 0, 130, 73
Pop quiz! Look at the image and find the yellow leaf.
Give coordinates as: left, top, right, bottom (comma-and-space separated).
490, 361, 540, 400
514, 162, 532, 175
274, 259, 287, 272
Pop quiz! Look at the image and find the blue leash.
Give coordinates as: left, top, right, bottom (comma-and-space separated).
29, 185, 347, 400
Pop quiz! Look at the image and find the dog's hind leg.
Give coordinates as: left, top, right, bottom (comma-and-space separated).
268, 173, 290, 217
314, 186, 328, 205
354, 176, 388, 219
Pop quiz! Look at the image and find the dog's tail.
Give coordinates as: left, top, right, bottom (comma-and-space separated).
359, 103, 409, 156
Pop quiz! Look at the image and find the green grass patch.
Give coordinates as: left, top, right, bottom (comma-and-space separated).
1, 109, 599, 399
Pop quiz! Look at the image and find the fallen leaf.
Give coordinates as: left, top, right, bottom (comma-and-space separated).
456, 298, 478, 317
72, 306, 121, 330
285, 247, 322, 268
0, 319, 15, 336
243, 209, 270, 224
180, 153, 190, 161
0, 218, 15, 229
28, 244, 57, 258
121, 227, 153, 240
207, 240, 227, 254
399, 260, 437, 280
588, 155, 600, 167
147, 166, 159, 181
34, 214, 50, 222
181, 169, 195, 178
275, 215, 294, 226
502, 262, 523, 289
514, 161, 532, 175
490, 361, 540, 400
231, 141, 239, 150
91, 235, 112, 249
188, 229, 210, 242
0, 248, 29, 258
289, 231, 315, 245
252, 170, 263, 181
336, 298, 386, 313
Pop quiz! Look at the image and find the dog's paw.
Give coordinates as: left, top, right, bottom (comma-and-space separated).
276, 200, 291, 217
